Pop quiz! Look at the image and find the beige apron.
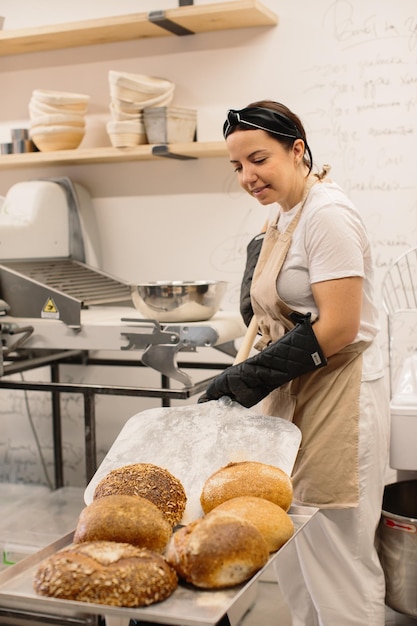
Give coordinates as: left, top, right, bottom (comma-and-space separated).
250, 178, 368, 508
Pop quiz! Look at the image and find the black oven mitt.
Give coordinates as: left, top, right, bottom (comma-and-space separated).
198, 312, 327, 408
240, 232, 265, 327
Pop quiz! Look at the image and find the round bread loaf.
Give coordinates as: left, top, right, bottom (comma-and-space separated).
165, 510, 269, 589
73, 494, 172, 552
33, 541, 178, 607
210, 496, 294, 553
93, 463, 187, 527
200, 461, 293, 514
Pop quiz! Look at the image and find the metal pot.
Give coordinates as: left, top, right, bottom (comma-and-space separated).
376, 480, 417, 617
131, 280, 228, 322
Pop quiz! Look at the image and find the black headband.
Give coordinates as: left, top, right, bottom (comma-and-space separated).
223, 106, 313, 169
223, 106, 300, 139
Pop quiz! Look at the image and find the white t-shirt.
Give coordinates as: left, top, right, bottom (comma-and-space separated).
273, 179, 380, 346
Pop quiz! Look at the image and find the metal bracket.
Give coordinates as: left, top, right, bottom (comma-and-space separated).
151, 144, 197, 160
120, 318, 179, 350
120, 318, 219, 386
0, 322, 34, 377
148, 10, 194, 36
213, 340, 238, 359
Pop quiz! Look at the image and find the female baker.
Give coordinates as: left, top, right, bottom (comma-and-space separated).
199, 100, 390, 626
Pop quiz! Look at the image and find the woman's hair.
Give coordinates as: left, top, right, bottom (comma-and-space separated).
226, 99, 313, 174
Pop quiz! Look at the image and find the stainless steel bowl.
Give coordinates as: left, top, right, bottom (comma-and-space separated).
131, 280, 227, 322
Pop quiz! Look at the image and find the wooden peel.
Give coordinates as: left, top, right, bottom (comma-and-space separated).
233, 314, 259, 365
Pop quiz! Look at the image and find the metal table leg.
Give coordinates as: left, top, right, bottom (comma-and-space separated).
161, 374, 171, 407
50, 362, 64, 489
84, 390, 97, 485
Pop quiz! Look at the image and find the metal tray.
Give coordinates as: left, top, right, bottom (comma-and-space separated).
0, 505, 317, 626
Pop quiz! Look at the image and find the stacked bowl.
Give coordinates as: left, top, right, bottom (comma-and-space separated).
28, 89, 90, 152
107, 71, 175, 147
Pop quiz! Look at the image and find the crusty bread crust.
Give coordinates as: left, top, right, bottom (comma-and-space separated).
93, 463, 187, 527
200, 461, 293, 513
166, 510, 269, 589
210, 496, 294, 552
73, 494, 172, 552
34, 541, 178, 607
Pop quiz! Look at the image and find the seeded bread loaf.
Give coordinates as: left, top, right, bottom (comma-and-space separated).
93, 463, 187, 527
34, 541, 178, 607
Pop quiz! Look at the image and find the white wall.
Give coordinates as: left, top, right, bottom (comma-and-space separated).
1, 0, 417, 487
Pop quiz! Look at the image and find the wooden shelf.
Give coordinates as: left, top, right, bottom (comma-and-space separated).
0, 1, 275, 171
0, 142, 228, 170
0, 1, 278, 56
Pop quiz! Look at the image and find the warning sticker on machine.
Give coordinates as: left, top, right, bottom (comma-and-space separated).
41, 297, 60, 319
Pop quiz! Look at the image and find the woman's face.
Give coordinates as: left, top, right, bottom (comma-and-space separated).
226, 129, 306, 211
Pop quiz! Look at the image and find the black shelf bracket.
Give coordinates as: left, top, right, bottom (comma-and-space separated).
152, 144, 197, 160
148, 10, 194, 36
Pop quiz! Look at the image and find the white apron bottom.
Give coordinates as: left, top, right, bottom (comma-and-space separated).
274, 374, 390, 626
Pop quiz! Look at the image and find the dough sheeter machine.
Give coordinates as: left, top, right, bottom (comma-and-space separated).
0, 178, 247, 485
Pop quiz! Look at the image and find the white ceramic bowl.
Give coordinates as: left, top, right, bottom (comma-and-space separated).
30, 125, 85, 151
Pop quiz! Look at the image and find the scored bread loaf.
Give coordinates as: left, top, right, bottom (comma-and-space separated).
165, 509, 269, 589
73, 494, 172, 552
93, 462, 187, 527
210, 496, 294, 553
200, 461, 293, 513
34, 541, 178, 607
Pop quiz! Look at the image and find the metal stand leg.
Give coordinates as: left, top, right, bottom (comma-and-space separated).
50, 363, 64, 489
84, 390, 97, 484
161, 374, 171, 407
